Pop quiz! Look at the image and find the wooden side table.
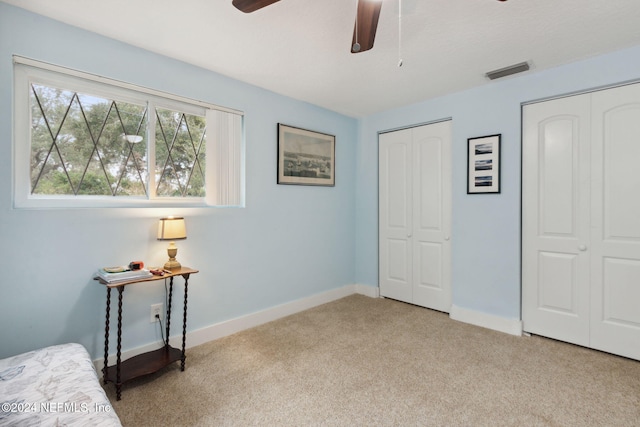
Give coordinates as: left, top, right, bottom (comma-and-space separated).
96, 267, 198, 400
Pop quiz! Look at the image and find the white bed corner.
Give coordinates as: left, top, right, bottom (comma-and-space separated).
0, 343, 121, 426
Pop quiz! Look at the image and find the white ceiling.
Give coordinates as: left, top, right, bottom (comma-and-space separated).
5, 0, 640, 117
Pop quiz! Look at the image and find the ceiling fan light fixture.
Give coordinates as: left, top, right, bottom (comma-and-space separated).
485, 61, 530, 80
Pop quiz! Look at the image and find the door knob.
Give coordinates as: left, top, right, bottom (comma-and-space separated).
578, 245, 587, 251
444, 236, 450, 241
407, 234, 412, 238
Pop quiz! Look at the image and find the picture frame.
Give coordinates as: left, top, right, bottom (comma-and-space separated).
467, 134, 501, 194
277, 123, 335, 186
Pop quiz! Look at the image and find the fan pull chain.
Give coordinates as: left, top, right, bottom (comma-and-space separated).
398, 0, 403, 67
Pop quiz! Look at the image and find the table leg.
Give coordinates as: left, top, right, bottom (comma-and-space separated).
103, 287, 110, 385
165, 277, 174, 348
181, 275, 190, 371
116, 287, 123, 401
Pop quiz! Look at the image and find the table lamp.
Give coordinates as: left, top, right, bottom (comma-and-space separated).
157, 216, 187, 269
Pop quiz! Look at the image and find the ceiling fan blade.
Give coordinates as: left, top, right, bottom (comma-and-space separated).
232, 0, 280, 13
351, 0, 382, 54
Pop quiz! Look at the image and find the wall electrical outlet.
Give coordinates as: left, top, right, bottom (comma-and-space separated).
150, 303, 163, 323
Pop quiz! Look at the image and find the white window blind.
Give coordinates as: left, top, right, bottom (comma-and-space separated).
207, 109, 244, 207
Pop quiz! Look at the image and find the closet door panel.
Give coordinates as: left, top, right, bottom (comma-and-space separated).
387, 239, 410, 282
413, 132, 442, 300
417, 242, 442, 290
415, 135, 442, 232
601, 103, 640, 240
540, 119, 578, 235
537, 251, 579, 314
522, 95, 591, 346
379, 130, 413, 303
412, 121, 452, 311
601, 258, 640, 325
387, 143, 411, 230
590, 84, 640, 360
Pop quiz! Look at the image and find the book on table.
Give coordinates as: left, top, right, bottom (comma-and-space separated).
96, 267, 153, 283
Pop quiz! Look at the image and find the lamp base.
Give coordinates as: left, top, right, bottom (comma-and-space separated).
164, 260, 181, 270
164, 242, 181, 270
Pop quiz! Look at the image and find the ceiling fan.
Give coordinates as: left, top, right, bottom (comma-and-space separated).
232, 0, 508, 54
232, 0, 383, 54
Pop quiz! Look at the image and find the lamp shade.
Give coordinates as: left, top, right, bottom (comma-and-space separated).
157, 217, 187, 240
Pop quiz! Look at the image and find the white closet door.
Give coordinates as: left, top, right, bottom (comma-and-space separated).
379, 121, 452, 312
523, 83, 640, 361
379, 128, 413, 303
590, 84, 640, 360
411, 121, 452, 312
522, 95, 591, 347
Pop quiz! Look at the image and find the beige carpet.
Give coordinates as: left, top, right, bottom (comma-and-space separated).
105, 294, 640, 426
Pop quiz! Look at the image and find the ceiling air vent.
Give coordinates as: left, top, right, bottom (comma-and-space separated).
485, 61, 530, 80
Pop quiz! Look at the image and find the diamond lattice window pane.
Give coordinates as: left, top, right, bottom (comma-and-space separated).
31, 84, 74, 139
30, 84, 77, 193
29, 83, 148, 196
155, 108, 206, 197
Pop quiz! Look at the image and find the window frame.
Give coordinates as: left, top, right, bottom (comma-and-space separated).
13, 56, 244, 209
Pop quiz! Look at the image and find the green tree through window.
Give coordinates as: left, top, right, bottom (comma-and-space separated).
155, 108, 206, 197
14, 57, 243, 208
29, 84, 206, 198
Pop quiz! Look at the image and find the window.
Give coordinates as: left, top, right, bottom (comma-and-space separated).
13, 57, 244, 208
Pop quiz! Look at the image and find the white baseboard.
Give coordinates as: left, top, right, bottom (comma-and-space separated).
94, 283, 377, 370
186, 284, 361, 348
449, 304, 522, 336
354, 283, 379, 298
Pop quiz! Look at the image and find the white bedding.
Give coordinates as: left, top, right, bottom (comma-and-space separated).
0, 343, 121, 426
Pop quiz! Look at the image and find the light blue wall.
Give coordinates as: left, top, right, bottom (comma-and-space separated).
355, 43, 640, 320
4, 3, 640, 360
0, 3, 357, 359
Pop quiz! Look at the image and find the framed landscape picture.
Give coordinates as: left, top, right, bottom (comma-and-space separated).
277, 123, 335, 186
467, 134, 501, 194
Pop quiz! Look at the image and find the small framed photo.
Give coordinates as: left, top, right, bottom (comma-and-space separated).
467, 134, 501, 194
277, 123, 335, 186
